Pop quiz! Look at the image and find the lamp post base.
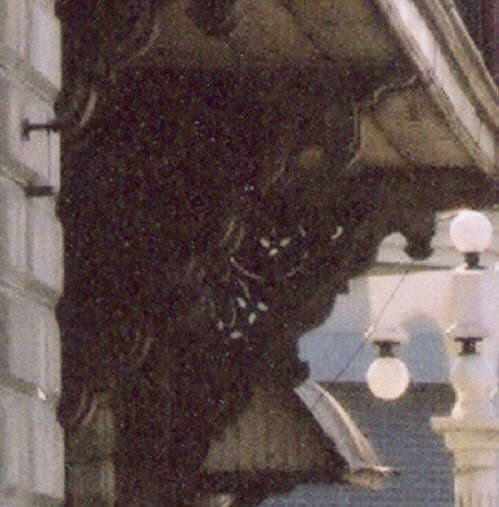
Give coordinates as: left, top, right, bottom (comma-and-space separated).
431, 417, 499, 506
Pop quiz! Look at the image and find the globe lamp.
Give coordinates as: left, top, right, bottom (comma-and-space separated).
367, 352, 410, 401
449, 210, 492, 268
365, 328, 410, 401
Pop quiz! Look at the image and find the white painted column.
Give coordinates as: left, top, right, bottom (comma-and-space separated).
432, 267, 499, 507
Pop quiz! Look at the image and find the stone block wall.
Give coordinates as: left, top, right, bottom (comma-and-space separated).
0, 0, 64, 504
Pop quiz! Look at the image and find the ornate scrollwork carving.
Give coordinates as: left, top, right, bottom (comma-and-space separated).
56, 65, 498, 503
55, 0, 162, 131
187, 0, 238, 36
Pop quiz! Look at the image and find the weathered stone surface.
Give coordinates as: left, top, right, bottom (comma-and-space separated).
0, 75, 59, 186
0, 292, 60, 395
0, 387, 31, 492
27, 196, 64, 294
0, 0, 29, 58
1, 294, 43, 386
0, 176, 27, 276
28, 0, 61, 87
0, 1, 63, 505
31, 400, 64, 499
42, 303, 62, 397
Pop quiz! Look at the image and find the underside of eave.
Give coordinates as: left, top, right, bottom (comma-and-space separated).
373, 0, 499, 177
151, 0, 404, 72
142, 0, 499, 175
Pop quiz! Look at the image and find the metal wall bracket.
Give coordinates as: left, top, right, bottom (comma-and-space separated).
25, 185, 55, 197
21, 118, 70, 141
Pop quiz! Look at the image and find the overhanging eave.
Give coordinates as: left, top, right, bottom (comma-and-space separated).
374, 0, 499, 176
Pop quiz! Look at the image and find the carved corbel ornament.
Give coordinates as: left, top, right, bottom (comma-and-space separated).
55, 67, 499, 504
187, 0, 239, 36
54, 0, 163, 132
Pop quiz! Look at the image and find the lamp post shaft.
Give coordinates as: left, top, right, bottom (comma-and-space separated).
432, 265, 499, 507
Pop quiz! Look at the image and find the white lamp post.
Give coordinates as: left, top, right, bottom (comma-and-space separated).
432, 210, 499, 507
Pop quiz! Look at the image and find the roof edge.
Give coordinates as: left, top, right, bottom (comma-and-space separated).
374, 0, 499, 176
295, 379, 392, 485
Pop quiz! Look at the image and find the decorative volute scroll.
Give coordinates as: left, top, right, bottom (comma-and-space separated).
54, 0, 162, 132
187, 0, 239, 35
55, 68, 498, 501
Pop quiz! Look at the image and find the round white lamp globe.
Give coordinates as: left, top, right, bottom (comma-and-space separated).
366, 356, 410, 401
449, 210, 492, 253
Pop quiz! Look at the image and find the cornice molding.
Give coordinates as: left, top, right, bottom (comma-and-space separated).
374, 0, 499, 175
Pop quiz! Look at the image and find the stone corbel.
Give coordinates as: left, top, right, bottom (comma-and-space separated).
55, 61, 499, 503
54, 0, 162, 132
187, 0, 239, 36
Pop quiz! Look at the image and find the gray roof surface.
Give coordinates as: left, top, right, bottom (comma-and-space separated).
259, 383, 455, 506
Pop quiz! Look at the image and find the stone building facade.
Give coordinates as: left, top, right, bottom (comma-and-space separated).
0, 0, 64, 504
